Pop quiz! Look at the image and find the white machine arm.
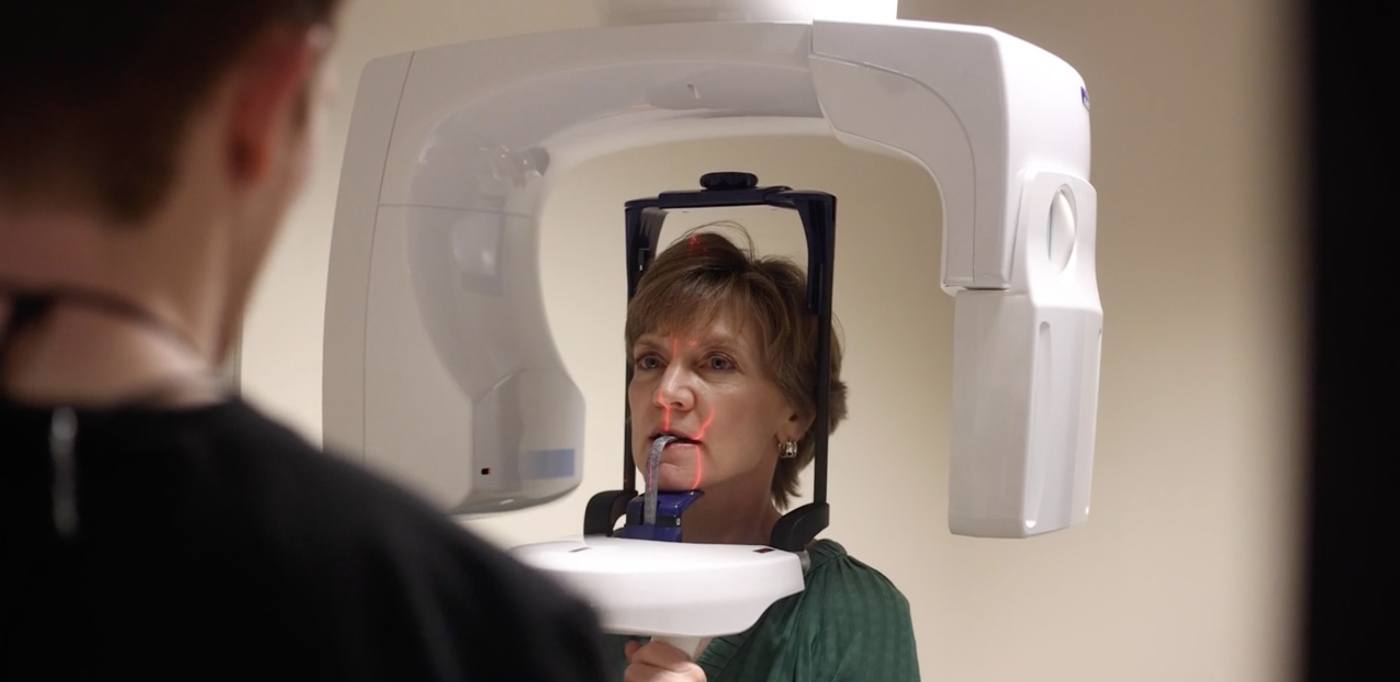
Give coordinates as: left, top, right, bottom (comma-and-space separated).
324, 19, 1101, 537
811, 21, 1101, 536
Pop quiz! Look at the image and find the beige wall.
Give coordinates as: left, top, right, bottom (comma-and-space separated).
895, 1, 1305, 680
240, 1, 1305, 681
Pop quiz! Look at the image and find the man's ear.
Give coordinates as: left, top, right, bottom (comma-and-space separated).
226, 27, 326, 183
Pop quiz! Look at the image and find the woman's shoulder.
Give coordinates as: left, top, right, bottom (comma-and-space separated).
696, 539, 920, 680
801, 539, 911, 614
780, 539, 920, 678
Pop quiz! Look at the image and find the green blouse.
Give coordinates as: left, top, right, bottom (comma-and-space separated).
609, 539, 920, 681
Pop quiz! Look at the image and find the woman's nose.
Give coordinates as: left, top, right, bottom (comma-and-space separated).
654, 365, 695, 412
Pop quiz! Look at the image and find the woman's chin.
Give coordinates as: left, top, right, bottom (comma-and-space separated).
657, 462, 701, 491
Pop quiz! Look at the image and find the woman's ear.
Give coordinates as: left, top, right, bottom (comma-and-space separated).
780, 408, 816, 443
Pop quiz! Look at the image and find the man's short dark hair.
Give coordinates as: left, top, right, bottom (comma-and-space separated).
1, 2, 340, 222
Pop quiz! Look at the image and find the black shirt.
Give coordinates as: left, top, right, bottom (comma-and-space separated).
0, 396, 607, 681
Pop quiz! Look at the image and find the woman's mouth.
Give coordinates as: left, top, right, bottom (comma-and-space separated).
645, 433, 705, 490
650, 431, 702, 447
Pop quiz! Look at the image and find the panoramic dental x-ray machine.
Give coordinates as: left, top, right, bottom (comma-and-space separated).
323, 0, 1102, 656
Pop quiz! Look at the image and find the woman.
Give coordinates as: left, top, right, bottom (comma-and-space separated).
619, 230, 920, 682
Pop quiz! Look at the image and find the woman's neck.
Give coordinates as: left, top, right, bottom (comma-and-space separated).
679, 479, 784, 545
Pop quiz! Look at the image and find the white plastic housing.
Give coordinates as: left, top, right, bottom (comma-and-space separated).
324, 19, 1101, 536
594, 0, 898, 25
511, 537, 804, 638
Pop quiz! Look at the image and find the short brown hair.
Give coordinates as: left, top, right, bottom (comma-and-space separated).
626, 229, 848, 509
1, 2, 340, 222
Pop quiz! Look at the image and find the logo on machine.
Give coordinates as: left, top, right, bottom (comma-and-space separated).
1080, 86, 1091, 111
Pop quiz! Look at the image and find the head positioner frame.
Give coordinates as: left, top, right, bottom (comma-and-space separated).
583, 172, 835, 551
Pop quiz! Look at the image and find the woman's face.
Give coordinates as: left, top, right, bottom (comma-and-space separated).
629, 311, 802, 493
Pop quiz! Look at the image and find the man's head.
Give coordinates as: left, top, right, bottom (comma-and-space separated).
1, 2, 341, 357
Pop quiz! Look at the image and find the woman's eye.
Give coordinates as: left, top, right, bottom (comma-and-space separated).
706, 355, 734, 371
635, 354, 663, 370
